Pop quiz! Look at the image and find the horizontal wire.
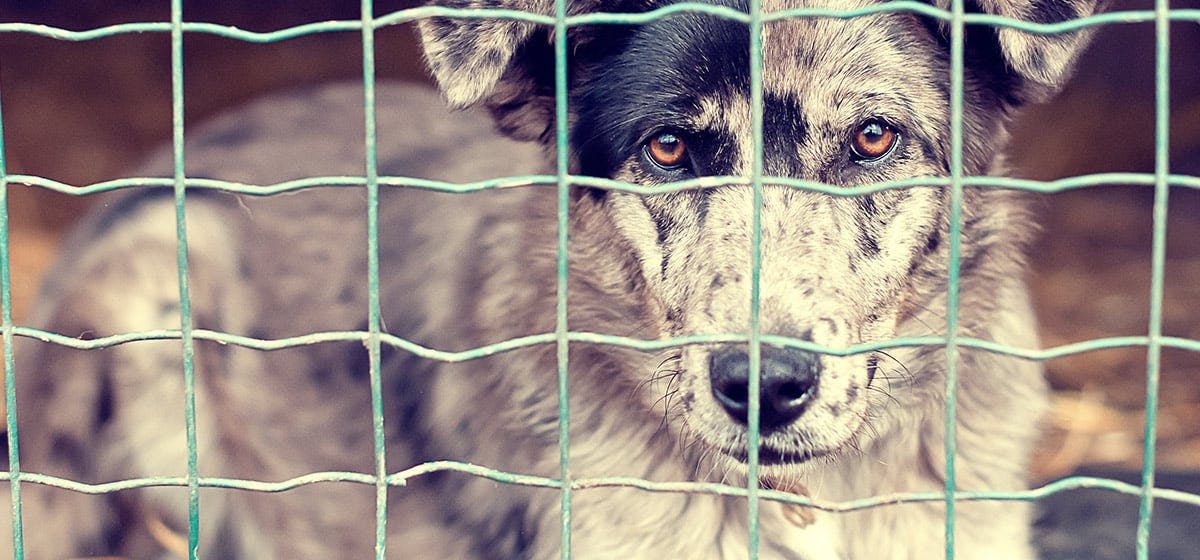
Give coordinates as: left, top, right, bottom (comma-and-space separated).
2, 6, 1199, 41
7, 172, 1200, 197
2, 469, 1197, 509
13, 326, 1200, 361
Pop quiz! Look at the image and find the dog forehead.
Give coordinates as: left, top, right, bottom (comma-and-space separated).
573, 0, 947, 176
759, 0, 933, 100
686, 0, 938, 149
639, 0, 938, 118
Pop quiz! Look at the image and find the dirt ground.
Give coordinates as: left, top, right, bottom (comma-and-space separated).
1, 0, 1199, 482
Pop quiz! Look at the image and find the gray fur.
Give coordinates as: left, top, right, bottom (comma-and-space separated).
6, 0, 1100, 557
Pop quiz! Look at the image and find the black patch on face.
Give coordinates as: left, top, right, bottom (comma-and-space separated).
761, 95, 810, 177
570, 0, 822, 187
572, 0, 751, 179
689, 127, 742, 178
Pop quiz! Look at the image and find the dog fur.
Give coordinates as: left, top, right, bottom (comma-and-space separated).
5, 0, 1101, 557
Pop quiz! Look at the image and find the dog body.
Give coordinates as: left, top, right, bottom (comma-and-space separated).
7, 0, 1100, 557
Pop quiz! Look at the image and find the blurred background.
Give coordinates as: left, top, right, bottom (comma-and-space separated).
0, 0, 1197, 492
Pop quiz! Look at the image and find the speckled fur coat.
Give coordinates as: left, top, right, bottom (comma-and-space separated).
6, 0, 1101, 557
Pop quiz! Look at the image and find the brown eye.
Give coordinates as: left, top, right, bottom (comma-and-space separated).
850, 120, 898, 162
646, 132, 688, 169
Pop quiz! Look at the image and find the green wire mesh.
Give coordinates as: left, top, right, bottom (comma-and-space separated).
0, 1, 1198, 559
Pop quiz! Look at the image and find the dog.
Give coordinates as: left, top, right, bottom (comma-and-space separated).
4, 0, 1102, 557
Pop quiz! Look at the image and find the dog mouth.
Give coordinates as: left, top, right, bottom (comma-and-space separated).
723, 444, 833, 466
689, 428, 844, 467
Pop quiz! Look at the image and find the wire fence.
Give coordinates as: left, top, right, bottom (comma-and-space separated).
1, 0, 1199, 559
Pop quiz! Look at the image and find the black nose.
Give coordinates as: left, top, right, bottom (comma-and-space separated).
709, 346, 820, 431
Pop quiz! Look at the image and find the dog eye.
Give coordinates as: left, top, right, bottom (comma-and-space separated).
645, 132, 689, 170
850, 119, 899, 162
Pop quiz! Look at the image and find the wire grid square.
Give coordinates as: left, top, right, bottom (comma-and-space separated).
0, 1, 1199, 559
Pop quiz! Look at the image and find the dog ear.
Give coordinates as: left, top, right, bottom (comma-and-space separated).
419, 0, 597, 141
933, 0, 1107, 103
417, 0, 545, 108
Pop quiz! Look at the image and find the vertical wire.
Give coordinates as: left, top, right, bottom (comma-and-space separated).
0, 71, 26, 560
553, 0, 573, 555
944, 0, 966, 557
168, 0, 201, 557
359, 2, 389, 558
746, 0, 764, 557
1136, 0, 1170, 555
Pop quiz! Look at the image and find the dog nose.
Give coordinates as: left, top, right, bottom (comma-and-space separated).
709, 346, 820, 431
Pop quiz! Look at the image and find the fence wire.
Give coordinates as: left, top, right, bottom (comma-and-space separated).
1, 1, 1199, 559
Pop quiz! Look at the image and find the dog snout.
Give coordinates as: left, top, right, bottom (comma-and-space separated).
708, 346, 820, 431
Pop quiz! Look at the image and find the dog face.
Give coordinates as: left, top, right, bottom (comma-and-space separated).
419, 0, 1099, 471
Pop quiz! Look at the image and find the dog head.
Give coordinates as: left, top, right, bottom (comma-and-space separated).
418, 0, 1100, 471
